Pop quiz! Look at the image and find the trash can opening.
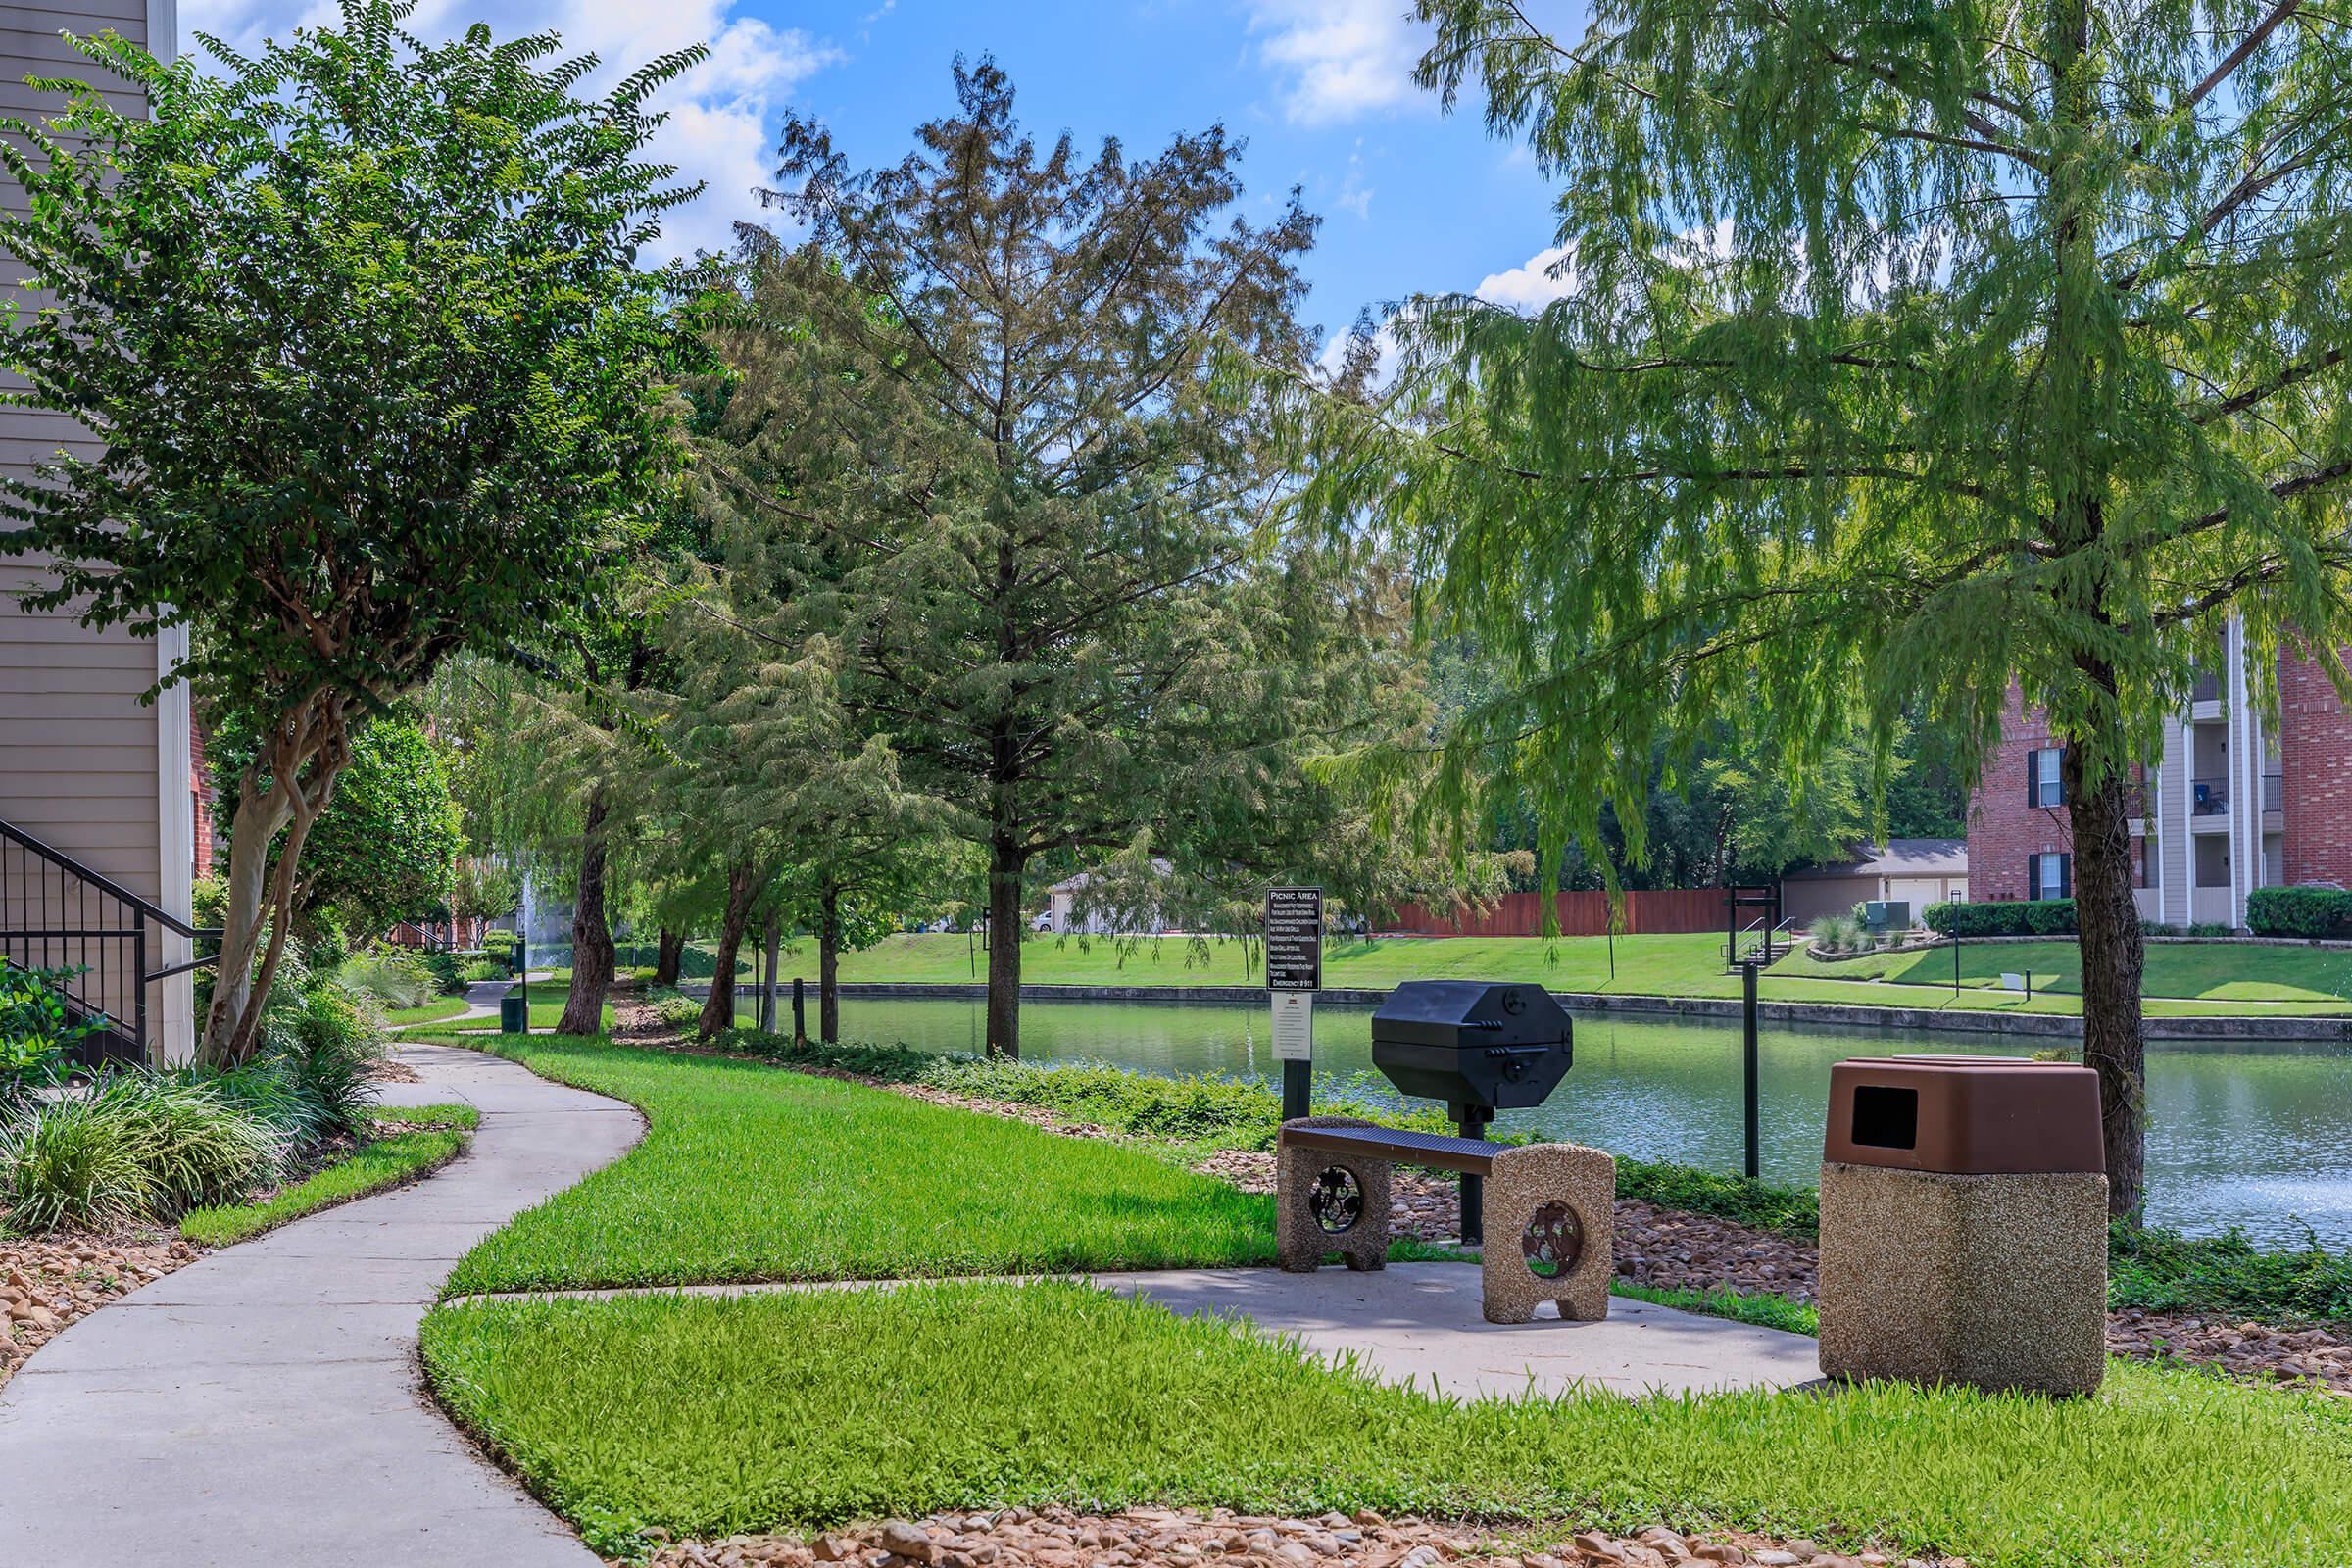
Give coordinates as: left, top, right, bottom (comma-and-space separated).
1850, 1084, 1918, 1150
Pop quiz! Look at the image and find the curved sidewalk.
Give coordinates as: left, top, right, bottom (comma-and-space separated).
0, 1040, 641, 1568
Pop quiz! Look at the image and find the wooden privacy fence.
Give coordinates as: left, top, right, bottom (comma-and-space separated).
1384, 888, 1731, 938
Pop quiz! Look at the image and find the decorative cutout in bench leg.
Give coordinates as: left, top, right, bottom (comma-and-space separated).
1276, 1116, 1392, 1273
1482, 1144, 1614, 1323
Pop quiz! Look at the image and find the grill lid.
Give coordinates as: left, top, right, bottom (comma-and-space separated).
1370, 979, 1571, 1050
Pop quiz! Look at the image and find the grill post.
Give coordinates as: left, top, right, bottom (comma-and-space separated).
1741, 957, 1761, 1180
1456, 1103, 1493, 1245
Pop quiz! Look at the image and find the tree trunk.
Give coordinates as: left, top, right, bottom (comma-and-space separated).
2065, 740, 2146, 1217
819, 880, 841, 1044
985, 838, 1025, 1059
557, 783, 614, 1037
698, 860, 758, 1038
759, 911, 781, 1034
653, 926, 684, 987
202, 699, 347, 1066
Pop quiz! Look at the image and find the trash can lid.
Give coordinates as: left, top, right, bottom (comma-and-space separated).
1824, 1055, 2104, 1176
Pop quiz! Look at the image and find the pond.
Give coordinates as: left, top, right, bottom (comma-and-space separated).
829, 995, 2352, 1249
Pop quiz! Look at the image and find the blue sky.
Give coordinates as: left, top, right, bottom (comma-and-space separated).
177, 1, 1581, 361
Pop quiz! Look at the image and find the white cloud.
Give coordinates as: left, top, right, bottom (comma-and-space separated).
1332, 142, 1374, 219
178, 0, 839, 260
1469, 243, 1576, 311
1249, 0, 1429, 124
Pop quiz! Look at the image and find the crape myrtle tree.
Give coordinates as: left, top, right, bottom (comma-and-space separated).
1276, 0, 2352, 1215
753, 61, 1320, 1058
205, 713, 466, 943
0, 2, 709, 1064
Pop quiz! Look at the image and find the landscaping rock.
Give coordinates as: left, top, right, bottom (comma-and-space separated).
0, 1230, 194, 1390
640, 1511, 1955, 1568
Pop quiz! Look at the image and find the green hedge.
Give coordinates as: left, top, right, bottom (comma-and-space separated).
1923, 899, 2077, 936
2246, 886, 2352, 939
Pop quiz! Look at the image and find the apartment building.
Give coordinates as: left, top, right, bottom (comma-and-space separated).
0, 0, 201, 1062
1968, 613, 2352, 930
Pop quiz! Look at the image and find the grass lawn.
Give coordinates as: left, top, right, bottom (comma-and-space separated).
1777, 937, 2352, 1003
643, 931, 2352, 1018
420, 1280, 2352, 1567
384, 997, 469, 1025
179, 1103, 480, 1247
434, 998, 613, 1033
431, 1033, 1275, 1296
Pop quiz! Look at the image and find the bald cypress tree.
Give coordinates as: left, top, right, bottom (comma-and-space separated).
1280, 1, 2352, 1212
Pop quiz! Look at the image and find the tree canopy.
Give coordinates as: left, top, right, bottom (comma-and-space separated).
1277, 0, 2352, 1211
725, 60, 1325, 1057
0, 0, 710, 1061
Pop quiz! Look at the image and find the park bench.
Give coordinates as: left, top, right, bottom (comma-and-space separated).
1275, 1114, 1615, 1325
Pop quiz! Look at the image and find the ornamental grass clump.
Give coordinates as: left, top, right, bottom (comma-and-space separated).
0, 1097, 155, 1232
84, 1073, 284, 1214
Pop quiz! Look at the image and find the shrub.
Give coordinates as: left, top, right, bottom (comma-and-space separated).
0, 1097, 154, 1230
84, 1072, 283, 1213
2184, 921, 2234, 938
1924, 900, 2076, 936
333, 951, 441, 1010
1, 963, 95, 1115
461, 958, 509, 984
2110, 1220, 2352, 1323
2246, 886, 2352, 939
416, 950, 467, 994
653, 992, 702, 1028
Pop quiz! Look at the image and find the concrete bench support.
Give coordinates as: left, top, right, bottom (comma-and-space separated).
1482, 1143, 1615, 1324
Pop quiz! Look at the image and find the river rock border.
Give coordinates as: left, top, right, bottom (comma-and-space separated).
647, 1504, 1957, 1568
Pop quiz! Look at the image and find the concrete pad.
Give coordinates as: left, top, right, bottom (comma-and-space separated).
1094, 1264, 1821, 1400
0, 1041, 643, 1568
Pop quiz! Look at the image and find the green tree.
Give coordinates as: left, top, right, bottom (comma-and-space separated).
1281, 0, 2352, 1213
748, 61, 1319, 1058
0, 3, 707, 1063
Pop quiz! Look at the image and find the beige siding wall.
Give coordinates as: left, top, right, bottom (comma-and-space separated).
1, 0, 193, 1057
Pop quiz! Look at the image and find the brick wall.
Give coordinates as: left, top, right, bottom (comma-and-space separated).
2278, 648, 2352, 887
1968, 689, 2076, 901
189, 719, 216, 881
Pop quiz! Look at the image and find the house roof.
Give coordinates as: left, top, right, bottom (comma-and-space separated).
1783, 838, 1967, 880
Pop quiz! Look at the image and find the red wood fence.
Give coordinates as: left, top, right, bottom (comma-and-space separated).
1384, 888, 1731, 938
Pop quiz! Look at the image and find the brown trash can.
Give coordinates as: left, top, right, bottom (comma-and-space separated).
1818, 1055, 2108, 1396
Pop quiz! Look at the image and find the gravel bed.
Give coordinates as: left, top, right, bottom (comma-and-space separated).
0, 1230, 198, 1387
644, 1504, 1953, 1568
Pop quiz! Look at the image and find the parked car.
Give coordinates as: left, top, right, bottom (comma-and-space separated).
1032, 910, 1054, 931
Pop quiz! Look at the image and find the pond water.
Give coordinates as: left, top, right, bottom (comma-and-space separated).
829, 995, 2352, 1249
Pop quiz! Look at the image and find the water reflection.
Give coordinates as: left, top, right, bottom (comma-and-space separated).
834, 996, 2352, 1248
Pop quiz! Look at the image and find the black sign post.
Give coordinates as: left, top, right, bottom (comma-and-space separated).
1265, 887, 1323, 1120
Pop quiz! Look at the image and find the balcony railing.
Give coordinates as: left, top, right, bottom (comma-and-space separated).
2190, 668, 2223, 703
2265, 771, 2283, 812
2191, 776, 2229, 815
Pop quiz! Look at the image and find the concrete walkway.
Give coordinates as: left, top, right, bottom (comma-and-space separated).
0, 1040, 642, 1568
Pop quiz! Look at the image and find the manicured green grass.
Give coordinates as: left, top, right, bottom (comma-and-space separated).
435, 999, 614, 1032
384, 998, 469, 1025
178, 1103, 479, 1246
433, 1034, 1276, 1296
1608, 1280, 1819, 1335
1779, 938, 2352, 1004
647, 930, 2352, 1017
421, 1280, 2352, 1566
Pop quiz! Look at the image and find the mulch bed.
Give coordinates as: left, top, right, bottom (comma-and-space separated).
646, 1504, 1947, 1568
606, 1001, 2352, 1400
0, 1229, 198, 1389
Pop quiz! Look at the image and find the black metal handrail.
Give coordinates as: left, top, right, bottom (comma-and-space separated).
0, 815, 222, 1064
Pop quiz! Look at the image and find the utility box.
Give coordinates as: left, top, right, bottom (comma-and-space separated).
1860, 900, 1910, 933
1818, 1055, 2107, 1396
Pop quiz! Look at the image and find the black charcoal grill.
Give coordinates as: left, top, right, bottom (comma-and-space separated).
1370, 980, 1574, 1243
